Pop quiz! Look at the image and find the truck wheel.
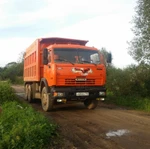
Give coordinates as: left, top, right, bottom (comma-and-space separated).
84, 99, 98, 110
41, 87, 53, 111
28, 84, 34, 103
24, 84, 28, 100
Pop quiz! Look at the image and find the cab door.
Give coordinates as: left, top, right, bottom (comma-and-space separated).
44, 50, 53, 86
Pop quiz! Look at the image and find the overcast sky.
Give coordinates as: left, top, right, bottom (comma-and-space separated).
0, 0, 137, 68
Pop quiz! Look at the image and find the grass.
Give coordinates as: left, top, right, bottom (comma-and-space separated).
0, 101, 59, 149
105, 94, 150, 112
0, 81, 59, 149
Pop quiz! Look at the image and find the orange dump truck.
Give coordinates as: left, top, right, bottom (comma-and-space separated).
24, 37, 111, 111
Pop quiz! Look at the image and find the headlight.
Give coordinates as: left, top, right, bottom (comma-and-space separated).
54, 92, 64, 97
99, 91, 106, 96
57, 92, 64, 97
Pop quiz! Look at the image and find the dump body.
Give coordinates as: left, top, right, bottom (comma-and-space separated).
24, 37, 107, 111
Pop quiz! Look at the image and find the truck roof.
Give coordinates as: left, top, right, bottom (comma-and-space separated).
39, 37, 88, 45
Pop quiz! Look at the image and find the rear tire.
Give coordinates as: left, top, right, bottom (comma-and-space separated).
41, 87, 54, 112
84, 99, 98, 109
28, 84, 34, 103
24, 84, 28, 100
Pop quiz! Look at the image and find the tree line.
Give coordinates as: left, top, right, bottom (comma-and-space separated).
0, 56, 24, 84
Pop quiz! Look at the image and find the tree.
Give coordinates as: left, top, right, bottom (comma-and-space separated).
0, 61, 23, 83
17, 51, 25, 63
128, 0, 150, 64
100, 47, 109, 60
5, 62, 17, 68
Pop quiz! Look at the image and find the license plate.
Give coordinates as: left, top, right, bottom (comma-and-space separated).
76, 78, 86, 81
76, 92, 89, 96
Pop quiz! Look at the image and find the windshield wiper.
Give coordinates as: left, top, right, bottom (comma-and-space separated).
56, 58, 74, 65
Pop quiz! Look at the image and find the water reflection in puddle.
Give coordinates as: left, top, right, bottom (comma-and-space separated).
106, 129, 130, 138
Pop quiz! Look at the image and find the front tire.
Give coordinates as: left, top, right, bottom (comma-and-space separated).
41, 87, 54, 111
84, 99, 98, 109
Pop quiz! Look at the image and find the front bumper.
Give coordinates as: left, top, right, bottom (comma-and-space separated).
49, 86, 106, 102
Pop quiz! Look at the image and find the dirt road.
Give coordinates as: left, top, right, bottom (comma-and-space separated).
12, 85, 150, 149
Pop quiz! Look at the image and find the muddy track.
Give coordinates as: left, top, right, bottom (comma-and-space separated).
12, 85, 150, 149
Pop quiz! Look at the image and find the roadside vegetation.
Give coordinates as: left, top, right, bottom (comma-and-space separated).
0, 82, 59, 149
0, 81, 16, 104
105, 65, 150, 112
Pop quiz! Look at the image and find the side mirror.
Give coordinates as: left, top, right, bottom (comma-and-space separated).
107, 53, 112, 63
43, 48, 48, 65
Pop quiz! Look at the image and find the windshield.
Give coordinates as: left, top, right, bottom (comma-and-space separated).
53, 48, 100, 64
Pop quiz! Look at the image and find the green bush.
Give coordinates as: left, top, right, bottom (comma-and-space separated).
0, 101, 58, 149
106, 64, 150, 111
0, 81, 16, 105
106, 95, 150, 112
107, 64, 150, 97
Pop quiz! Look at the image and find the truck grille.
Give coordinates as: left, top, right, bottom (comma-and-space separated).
65, 79, 95, 85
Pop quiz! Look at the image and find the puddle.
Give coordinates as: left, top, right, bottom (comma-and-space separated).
106, 129, 130, 138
